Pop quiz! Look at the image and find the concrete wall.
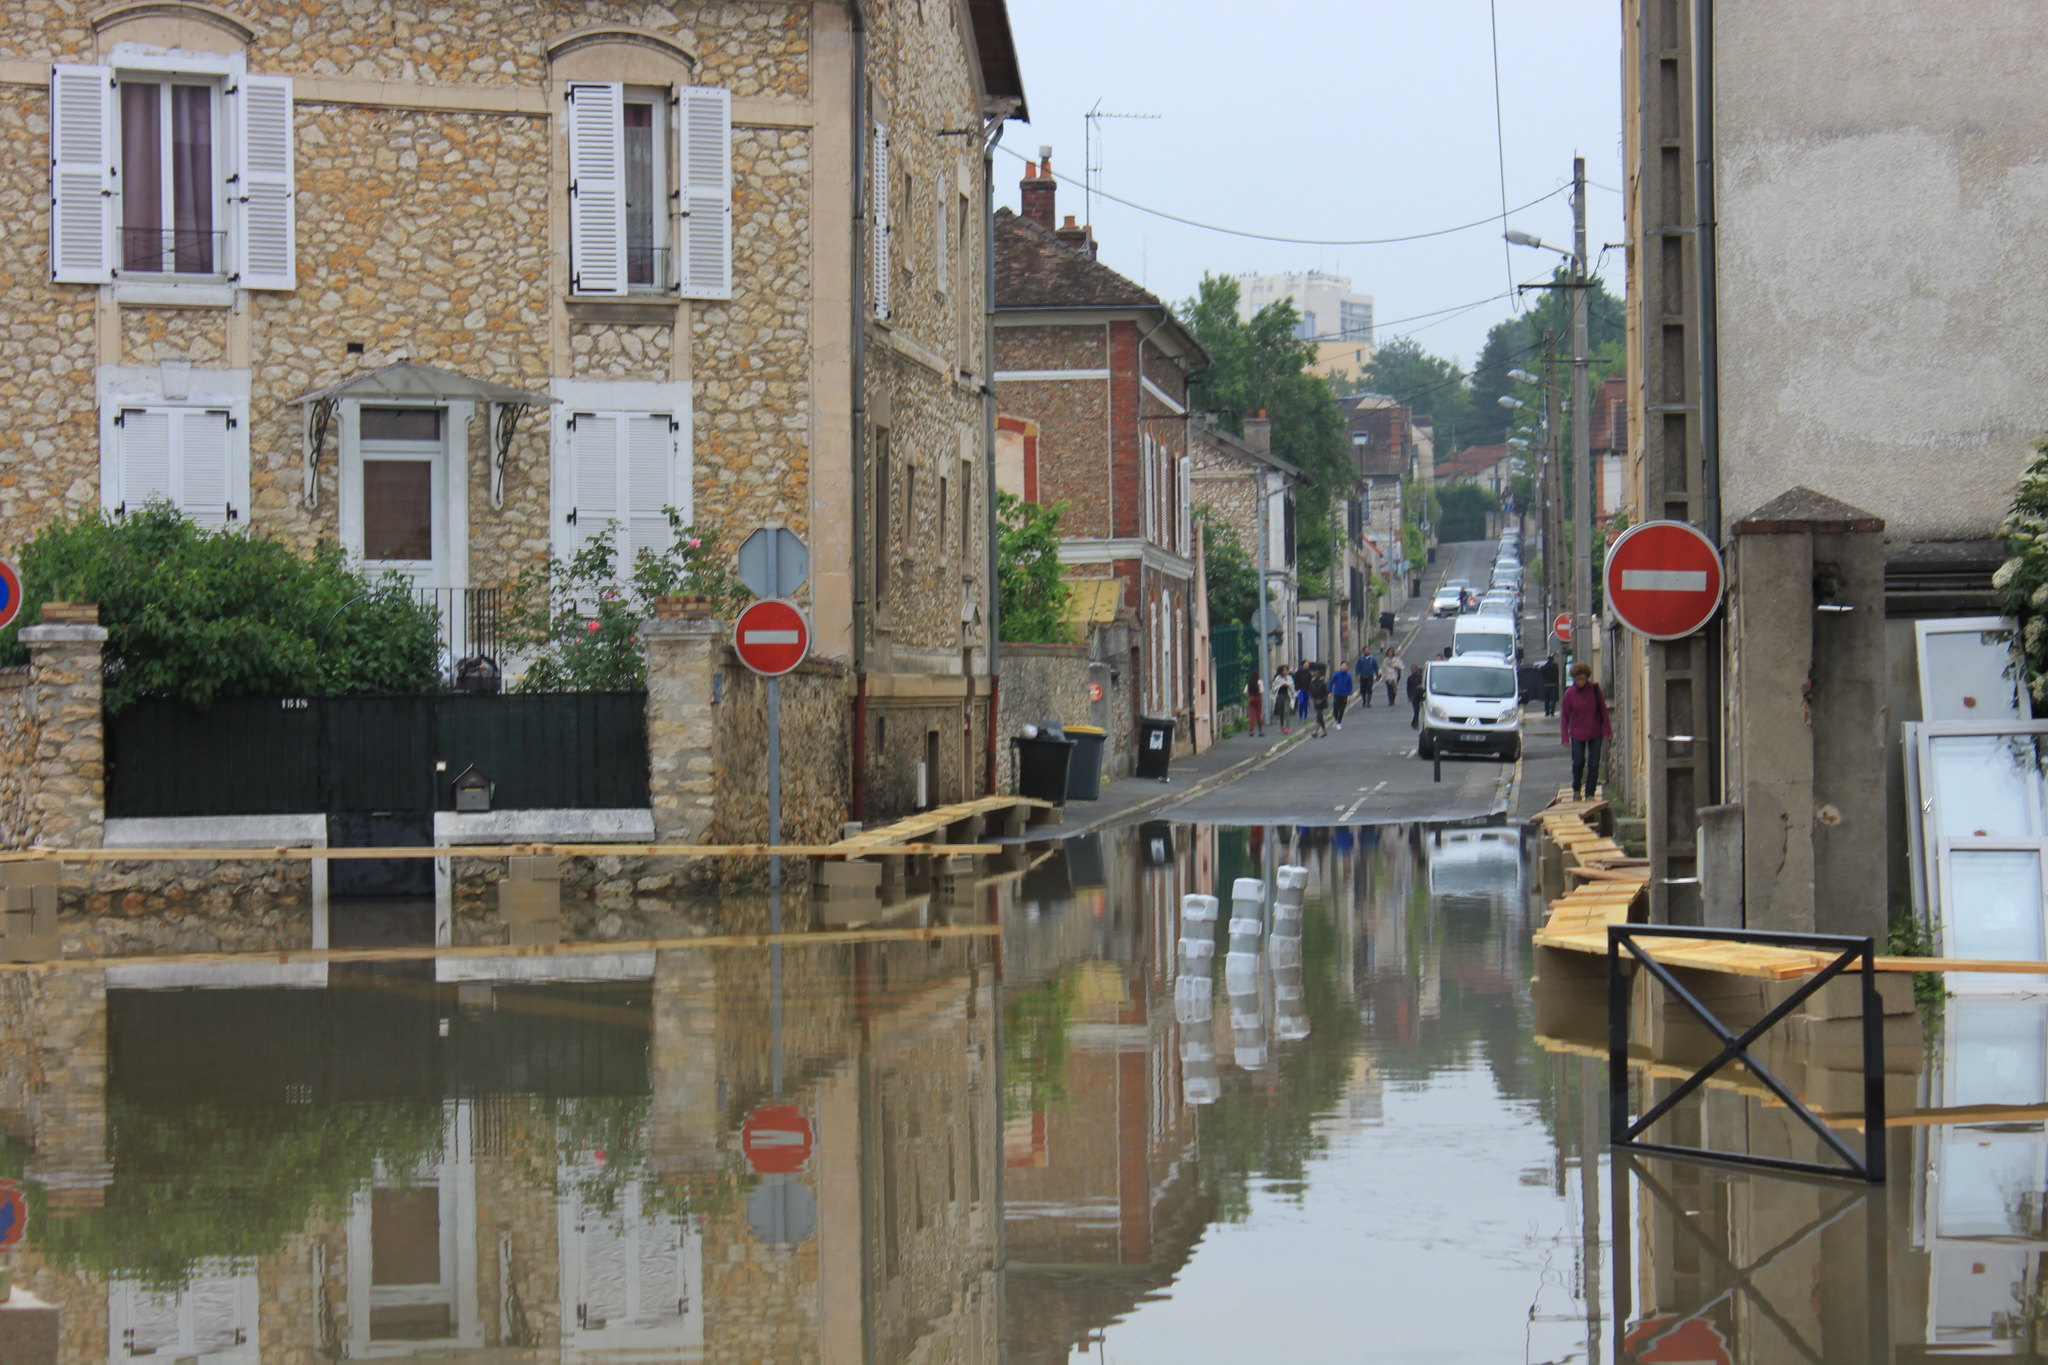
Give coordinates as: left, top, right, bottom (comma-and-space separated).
1714, 2, 2048, 544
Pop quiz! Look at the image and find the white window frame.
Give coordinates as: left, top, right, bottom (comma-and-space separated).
337, 399, 472, 591
346, 1102, 480, 1358
619, 85, 670, 293
114, 72, 229, 282
567, 82, 730, 300
549, 379, 694, 575
98, 365, 251, 529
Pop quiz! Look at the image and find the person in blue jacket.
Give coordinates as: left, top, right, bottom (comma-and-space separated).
1329, 662, 1354, 729
1355, 648, 1381, 707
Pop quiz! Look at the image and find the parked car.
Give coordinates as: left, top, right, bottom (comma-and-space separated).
1433, 580, 1470, 617
1419, 654, 1523, 761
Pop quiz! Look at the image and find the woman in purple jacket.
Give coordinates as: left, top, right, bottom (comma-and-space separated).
1559, 661, 1612, 800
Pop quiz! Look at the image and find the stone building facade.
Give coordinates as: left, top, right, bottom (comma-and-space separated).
1188, 413, 1300, 682
993, 160, 1207, 757
0, 0, 1023, 835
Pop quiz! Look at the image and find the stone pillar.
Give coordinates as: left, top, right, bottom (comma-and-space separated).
647, 950, 722, 1176
1727, 489, 1887, 940
642, 615, 722, 845
23, 971, 110, 1204
20, 623, 108, 851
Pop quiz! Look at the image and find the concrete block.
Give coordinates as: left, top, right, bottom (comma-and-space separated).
1768, 973, 1917, 1020
25, 884, 55, 912
499, 880, 561, 924
815, 860, 883, 890
813, 896, 882, 927
0, 861, 58, 887
0, 936, 59, 963
509, 920, 563, 946
506, 855, 561, 881
0, 1293, 61, 1365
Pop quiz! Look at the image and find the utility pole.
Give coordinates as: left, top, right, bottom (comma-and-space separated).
1570, 154, 1592, 666
1545, 369, 1562, 642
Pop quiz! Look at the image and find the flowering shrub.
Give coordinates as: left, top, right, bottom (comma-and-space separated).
1995, 442, 2048, 710
508, 519, 748, 692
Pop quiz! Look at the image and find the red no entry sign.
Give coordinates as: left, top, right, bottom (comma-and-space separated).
1553, 613, 1573, 643
741, 1102, 814, 1175
1604, 520, 1724, 640
0, 1178, 27, 1248
733, 599, 809, 676
0, 558, 22, 633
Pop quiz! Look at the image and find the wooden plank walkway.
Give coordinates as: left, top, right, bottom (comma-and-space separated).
0, 840, 1005, 863
1530, 789, 2048, 978
822, 795, 1055, 857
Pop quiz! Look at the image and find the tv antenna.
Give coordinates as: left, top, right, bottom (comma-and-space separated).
1084, 101, 1160, 230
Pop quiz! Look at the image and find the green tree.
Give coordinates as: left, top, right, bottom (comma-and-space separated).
996, 492, 1071, 643
1469, 270, 1626, 446
1196, 506, 1258, 624
1181, 275, 1351, 580
0, 504, 442, 713
1360, 337, 1473, 446
1437, 482, 1495, 542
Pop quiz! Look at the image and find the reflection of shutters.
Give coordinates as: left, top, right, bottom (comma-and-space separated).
121, 1287, 185, 1357
566, 83, 627, 296
573, 1213, 687, 1330
235, 75, 296, 290
624, 414, 675, 561
49, 64, 114, 284
869, 124, 890, 319
113, 1270, 256, 1362
676, 86, 731, 300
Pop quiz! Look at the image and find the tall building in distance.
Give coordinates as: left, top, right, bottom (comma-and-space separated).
1236, 270, 1375, 342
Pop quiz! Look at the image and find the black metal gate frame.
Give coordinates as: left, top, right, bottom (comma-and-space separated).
1606, 923, 1886, 1183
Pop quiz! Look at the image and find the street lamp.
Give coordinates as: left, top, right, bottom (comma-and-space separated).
1498, 395, 1525, 412
1507, 368, 1540, 386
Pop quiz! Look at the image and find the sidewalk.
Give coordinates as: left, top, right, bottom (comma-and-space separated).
1061, 722, 1307, 835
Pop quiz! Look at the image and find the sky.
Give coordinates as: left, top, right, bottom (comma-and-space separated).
1001, 0, 1626, 369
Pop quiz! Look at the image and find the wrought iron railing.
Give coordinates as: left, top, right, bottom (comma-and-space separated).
414, 587, 505, 689
119, 227, 228, 276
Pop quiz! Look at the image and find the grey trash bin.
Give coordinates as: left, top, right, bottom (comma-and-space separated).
1012, 735, 1074, 805
1065, 725, 1106, 800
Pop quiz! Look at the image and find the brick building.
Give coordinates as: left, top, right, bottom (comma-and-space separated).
1586, 372, 1628, 520
993, 159, 1207, 754
1341, 394, 1419, 596
0, 0, 1022, 825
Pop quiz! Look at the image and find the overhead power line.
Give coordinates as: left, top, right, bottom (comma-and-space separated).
1487, 0, 1517, 304
996, 143, 1569, 247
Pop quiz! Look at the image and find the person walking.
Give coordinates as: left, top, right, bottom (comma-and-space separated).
1406, 661, 1426, 729
1308, 666, 1332, 738
1245, 669, 1265, 737
1329, 662, 1354, 728
1378, 607, 1396, 643
1382, 650, 1405, 707
1538, 653, 1561, 718
1270, 666, 1295, 735
1356, 648, 1380, 707
1292, 660, 1313, 728
1559, 661, 1613, 800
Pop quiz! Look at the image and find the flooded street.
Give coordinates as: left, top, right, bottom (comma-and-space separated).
0, 816, 2034, 1362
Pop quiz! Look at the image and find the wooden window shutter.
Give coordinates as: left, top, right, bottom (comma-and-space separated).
178, 409, 235, 529
235, 75, 296, 290
622, 413, 676, 563
118, 408, 174, 510
562, 411, 621, 563
869, 123, 890, 320
934, 173, 948, 295
676, 86, 732, 300
566, 83, 627, 296
49, 65, 114, 284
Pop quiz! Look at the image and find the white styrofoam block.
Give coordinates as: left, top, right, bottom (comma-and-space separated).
1228, 916, 1263, 938
1180, 893, 1219, 923
1179, 937, 1215, 961
1232, 877, 1266, 903
1276, 864, 1309, 891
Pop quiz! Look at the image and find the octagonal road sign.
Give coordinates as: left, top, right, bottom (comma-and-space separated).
733, 599, 809, 677
1604, 520, 1725, 641
737, 526, 809, 600
741, 1102, 815, 1175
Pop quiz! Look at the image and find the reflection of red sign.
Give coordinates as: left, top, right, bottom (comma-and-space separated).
1087, 682, 1103, 703
1605, 519, 1725, 640
732, 599, 810, 677
1624, 1317, 1731, 1364
741, 1103, 814, 1175
0, 559, 20, 633
0, 1179, 27, 1248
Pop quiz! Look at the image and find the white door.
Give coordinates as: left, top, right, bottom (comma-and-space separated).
355, 405, 449, 588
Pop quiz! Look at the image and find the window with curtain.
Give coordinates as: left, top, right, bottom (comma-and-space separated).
120, 78, 217, 275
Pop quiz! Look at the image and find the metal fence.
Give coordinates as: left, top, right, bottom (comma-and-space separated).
1211, 623, 1260, 712
414, 586, 506, 681
106, 691, 649, 818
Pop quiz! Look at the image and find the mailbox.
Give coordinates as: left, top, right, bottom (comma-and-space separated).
452, 764, 493, 812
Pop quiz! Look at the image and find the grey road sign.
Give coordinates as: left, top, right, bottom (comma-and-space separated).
738, 527, 809, 600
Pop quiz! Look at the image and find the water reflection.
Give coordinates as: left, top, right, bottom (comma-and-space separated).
1, 821, 2046, 1359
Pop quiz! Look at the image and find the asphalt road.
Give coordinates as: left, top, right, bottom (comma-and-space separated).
1167, 537, 1531, 826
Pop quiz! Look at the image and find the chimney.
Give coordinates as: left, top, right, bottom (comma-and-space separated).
1021, 149, 1056, 230
1244, 409, 1271, 455
1054, 213, 1097, 258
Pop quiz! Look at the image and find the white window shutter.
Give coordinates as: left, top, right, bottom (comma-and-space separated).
235, 75, 296, 291
179, 409, 234, 529
934, 173, 948, 295
566, 83, 627, 296
869, 124, 890, 320
623, 414, 676, 563
563, 411, 621, 563
118, 408, 174, 511
676, 86, 731, 300
49, 65, 113, 284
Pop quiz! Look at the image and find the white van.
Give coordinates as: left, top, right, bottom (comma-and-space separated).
1452, 613, 1519, 662
1420, 655, 1523, 761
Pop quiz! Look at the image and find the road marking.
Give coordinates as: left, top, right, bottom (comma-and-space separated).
1338, 796, 1369, 822
1620, 568, 1708, 593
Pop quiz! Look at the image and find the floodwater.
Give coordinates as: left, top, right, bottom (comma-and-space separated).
0, 819, 2039, 1361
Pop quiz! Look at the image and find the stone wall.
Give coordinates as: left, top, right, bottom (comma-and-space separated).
711, 656, 852, 852
0, 669, 33, 850
996, 643, 1092, 794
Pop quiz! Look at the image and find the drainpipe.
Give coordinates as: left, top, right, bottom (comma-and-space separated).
1135, 311, 1174, 720
982, 113, 1007, 794
848, 0, 871, 822
1693, 0, 1724, 801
